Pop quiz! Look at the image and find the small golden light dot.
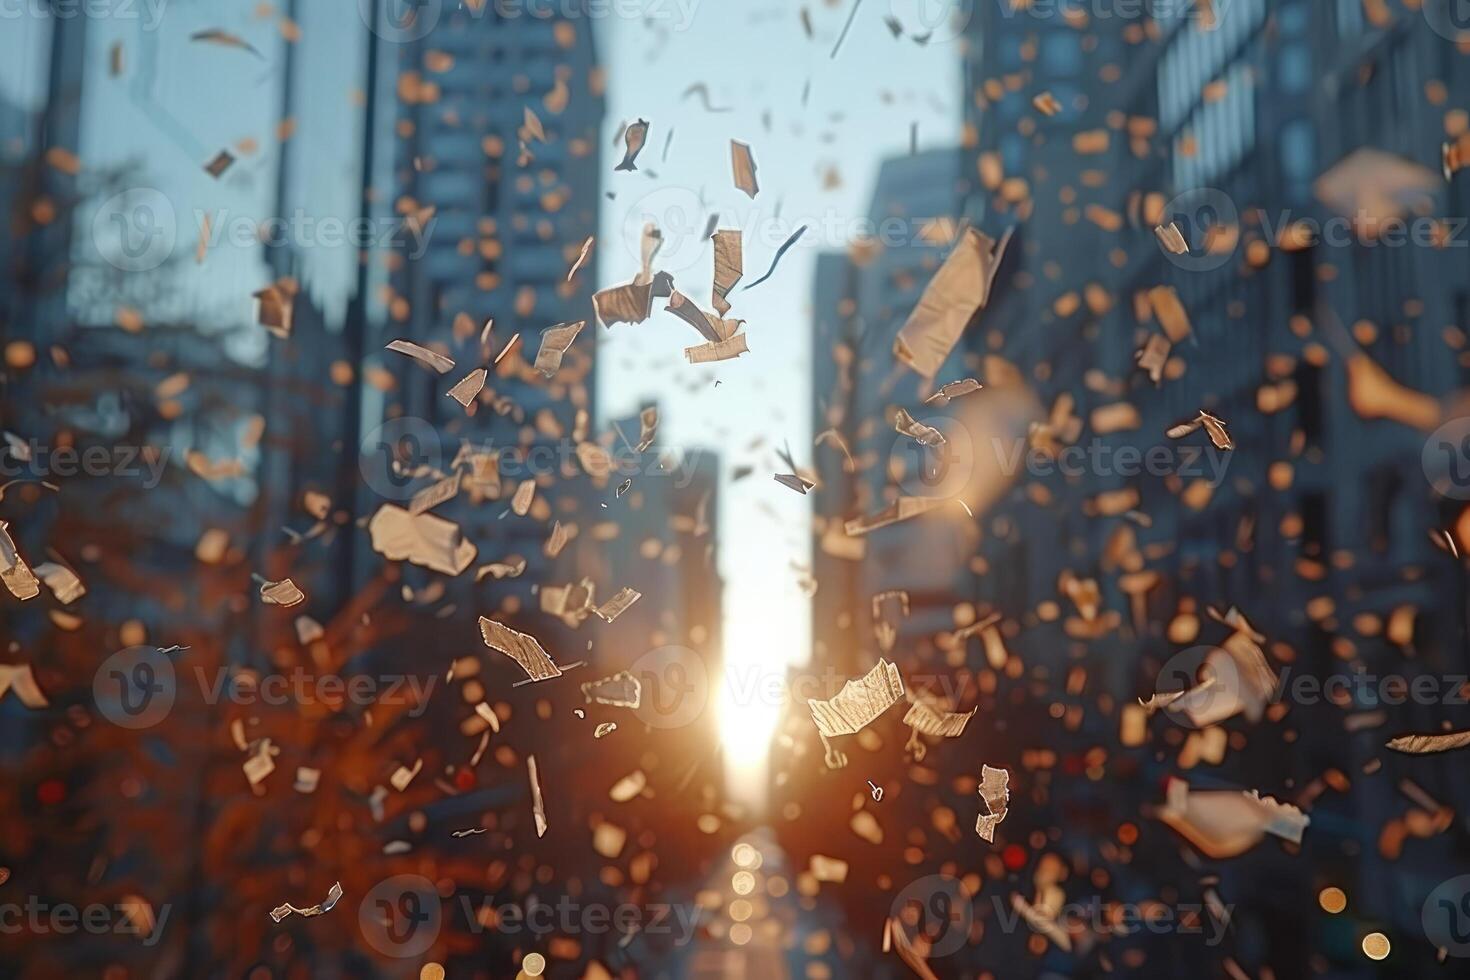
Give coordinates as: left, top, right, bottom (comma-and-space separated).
732, 871, 755, 895
522, 951, 547, 976
1319, 887, 1347, 914
420, 965, 445, 980
731, 843, 757, 868
730, 922, 752, 945
1362, 933, 1390, 961
729, 899, 752, 922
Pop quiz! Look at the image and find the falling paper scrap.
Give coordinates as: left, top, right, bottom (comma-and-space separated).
616, 118, 649, 171
743, 225, 807, 291
594, 723, 617, 739
1155, 222, 1189, 255
1386, 730, 1470, 755
385, 339, 455, 375
774, 473, 815, 495
205, 149, 236, 179
636, 406, 658, 452
1166, 410, 1234, 450
566, 235, 595, 282
893, 227, 1012, 378
893, 408, 946, 447
528, 755, 548, 837
0, 664, 49, 708
252, 278, 299, 338
844, 496, 947, 536
447, 369, 487, 408
808, 658, 905, 738
259, 578, 305, 608
269, 882, 343, 924
924, 378, 982, 406
0, 521, 40, 600
581, 670, 641, 708
368, 504, 477, 576
1141, 632, 1276, 727
479, 617, 563, 682
190, 28, 265, 58
711, 230, 742, 315
685, 333, 749, 364
534, 321, 585, 377
1135, 334, 1170, 385
975, 764, 1010, 842
409, 472, 461, 516
1157, 778, 1309, 858
903, 696, 977, 739
451, 828, 486, 838
1032, 91, 1061, 116
593, 587, 642, 623
730, 140, 760, 198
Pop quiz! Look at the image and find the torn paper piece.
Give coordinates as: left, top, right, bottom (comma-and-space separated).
893, 227, 1012, 378
511, 479, 536, 516
475, 557, 528, 581
975, 764, 1010, 842
894, 408, 946, 447
1386, 730, 1470, 755
903, 697, 977, 739
844, 497, 947, 536
270, 882, 343, 923
1158, 779, 1309, 858
924, 378, 983, 406
534, 321, 584, 377
1142, 634, 1276, 727
1155, 222, 1188, 254
566, 236, 595, 282
259, 578, 305, 608
385, 339, 455, 374
581, 670, 641, 708
615, 118, 649, 171
774, 473, 816, 495
390, 759, 422, 792
594, 722, 617, 738
808, 658, 905, 738
367, 504, 477, 576
685, 333, 749, 364
1135, 334, 1171, 385
810, 856, 849, 883
528, 754, 548, 837
0, 522, 40, 600
446, 369, 487, 408
712, 230, 743, 315
1146, 285, 1192, 343
252, 278, 298, 338
479, 617, 563, 682
593, 587, 642, 623
636, 406, 658, 452
409, 472, 461, 516
1166, 410, 1233, 450
0, 664, 49, 708
730, 140, 760, 198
